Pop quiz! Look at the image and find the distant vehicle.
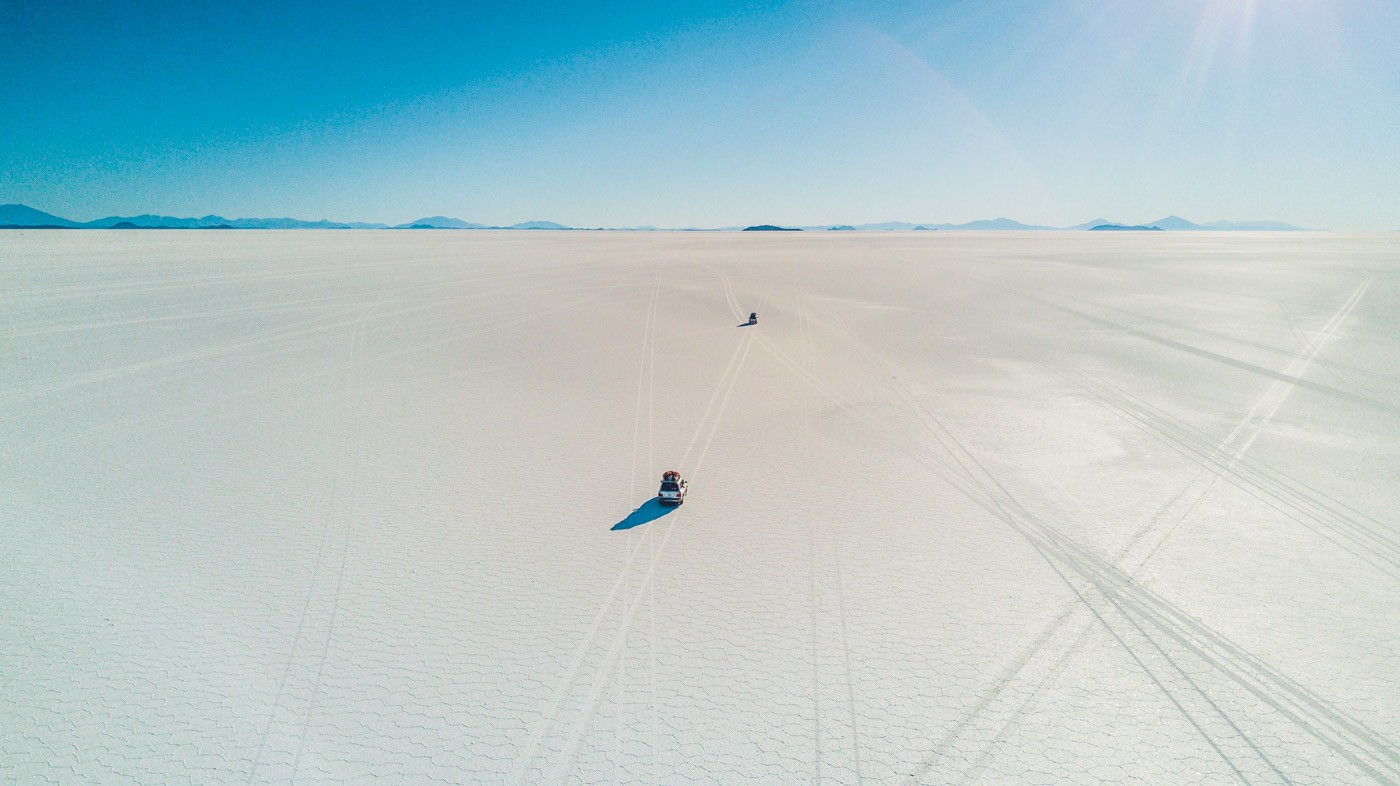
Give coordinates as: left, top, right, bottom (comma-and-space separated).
748, 312, 758, 325
658, 470, 688, 505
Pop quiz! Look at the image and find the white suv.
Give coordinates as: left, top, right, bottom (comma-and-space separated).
658, 471, 688, 505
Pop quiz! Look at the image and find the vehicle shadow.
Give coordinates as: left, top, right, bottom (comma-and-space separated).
611, 498, 678, 531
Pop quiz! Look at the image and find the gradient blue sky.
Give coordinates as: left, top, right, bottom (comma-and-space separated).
3, 0, 1398, 229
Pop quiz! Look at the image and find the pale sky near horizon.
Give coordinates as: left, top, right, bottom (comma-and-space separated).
3, 0, 1398, 229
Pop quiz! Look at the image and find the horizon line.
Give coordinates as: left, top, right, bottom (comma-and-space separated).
1, 203, 1344, 232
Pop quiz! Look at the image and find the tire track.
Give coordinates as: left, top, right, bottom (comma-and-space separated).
1280, 301, 1388, 402
2, 246, 575, 307
1, 259, 619, 412
753, 295, 1399, 784
789, 294, 1349, 783
1093, 274, 1376, 576
792, 269, 867, 785
541, 333, 753, 782
797, 271, 826, 786
697, 261, 746, 322
6, 274, 636, 460
245, 295, 379, 783
286, 294, 380, 784
546, 271, 775, 782
3, 290, 368, 340
1021, 284, 1395, 415
772, 273, 1355, 780
243, 298, 373, 783
508, 265, 694, 782
631, 271, 664, 502
878, 374, 1391, 784
505, 272, 666, 784
1053, 369, 1400, 581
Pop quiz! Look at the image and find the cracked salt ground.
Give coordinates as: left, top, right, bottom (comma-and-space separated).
3, 230, 1399, 783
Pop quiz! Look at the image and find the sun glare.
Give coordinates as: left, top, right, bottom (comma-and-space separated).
1176, 0, 1332, 103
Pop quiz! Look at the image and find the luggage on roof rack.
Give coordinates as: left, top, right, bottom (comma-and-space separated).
658, 471, 688, 505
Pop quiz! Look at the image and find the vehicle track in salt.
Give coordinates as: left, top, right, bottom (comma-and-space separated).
868, 268, 1386, 777
2, 282, 458, 415
506, 267, 675, 784
797, 286, 1391, 783
1, 246, 578, 307
753, 294, 1400, 784
1052, 368, 1400, 582
646, 264, 661, 783
1024, 289, 1397, 416
1069, 275, 1381, 574
284, 289, 387, 784
617, 265, 664, 777
797, 272, 825, 785
792, 270, 866, 785
242, 299, 368, 783
508, 333, 744, 783
245, 294, 381, 784
2, 290, 368, 340
750, 323, 1153, 782
537, 268, 775, 783
211, 262, 644, 781
1280, 303, 1391, 401
883, 381, 1397, 785
1018, 279, 1400, 387
5, 271, 638, 461
0, 258, 623, 411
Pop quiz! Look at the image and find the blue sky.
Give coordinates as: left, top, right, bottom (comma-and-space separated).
3, 0, 1398, 229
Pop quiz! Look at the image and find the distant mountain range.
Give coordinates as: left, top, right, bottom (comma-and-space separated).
0, 204, 1309, 232
1104, 215, 1304, 232
0, 204, 394, 230
793, 216, 1304, 232
0, 205, 577, 231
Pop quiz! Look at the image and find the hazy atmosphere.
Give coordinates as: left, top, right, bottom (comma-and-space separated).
3, 0, 1399, 229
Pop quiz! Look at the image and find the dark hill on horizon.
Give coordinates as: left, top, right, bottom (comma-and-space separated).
1, 204, 1310, 232
0, 204, 82, 228
951, 218, 1054, 230
508, 220, 571, 230
394, 216, 487, 229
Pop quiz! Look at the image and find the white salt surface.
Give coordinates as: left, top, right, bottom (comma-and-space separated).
3, 230, 1399, 784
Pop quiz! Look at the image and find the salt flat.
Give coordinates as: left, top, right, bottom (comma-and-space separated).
3, 230, 1399, 784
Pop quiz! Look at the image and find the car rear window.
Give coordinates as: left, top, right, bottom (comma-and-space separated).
661, 482, 679, 492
